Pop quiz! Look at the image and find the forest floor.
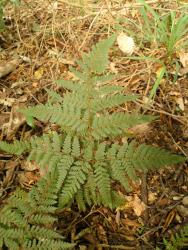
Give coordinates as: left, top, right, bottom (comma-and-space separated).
0, 0, 188, 249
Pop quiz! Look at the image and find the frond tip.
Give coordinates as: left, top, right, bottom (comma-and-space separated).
79, 34, 116, 74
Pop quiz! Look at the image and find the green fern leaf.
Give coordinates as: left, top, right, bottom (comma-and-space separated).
0, 168, 74, 249
92, 73, 117, 85
56, 79, 79, 91
46, 89, 64, 104
0, 140, 30, 155
92, 113, 155, 139
56, 155, 74, 189
59, 162, 88, 207
81, 34, 116, 74
111, 160, 132, 192
92, 94, 137, 113
164, 224, 188, 250
69, 66, 87, 81
75, 189, 86, 211
63, 135, 72, 154
71, 136, 80, 157
95, 143, 106, 160
97, 84, 124, 95
130, 142, 186, 170
94, 163, 112, 208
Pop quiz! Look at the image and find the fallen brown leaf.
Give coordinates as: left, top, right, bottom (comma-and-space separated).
6, 103, 26, 140
179, 51, 188, 68
18, 171, 39, 188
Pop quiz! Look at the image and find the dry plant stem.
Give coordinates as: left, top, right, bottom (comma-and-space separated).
141, 172, 149, 223
14, 9, 24, 44
78, 7, 103, 51
96, 244, 135, 249
167, 132, 187, 157
60, 0, 172, 9
51, 4, 60, 80
135, 101, 187, 126
31, 20, 48, 75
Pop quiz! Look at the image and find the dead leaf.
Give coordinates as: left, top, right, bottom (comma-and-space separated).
115, 209, 121, 225
0, 59, 20, 78
48, 1, 58, 12
5, 103, 26, 139
175, 97, 184, 111
128, 123, 151, 137
118, 195, 146, 216
2, 161, 17, 189
148, 191, 157, 204
179, 67, 188, 75
0, 98, 15, 107
20, 160, 39, 171
132, 195, 146, 216
110, 62, 118, 74
122, 218, 141, 228
34, 67, 44, 79
179, 51, 188, 67
0, 113, 10, 129
117, 32, 135, 55
18, 172, 39, 188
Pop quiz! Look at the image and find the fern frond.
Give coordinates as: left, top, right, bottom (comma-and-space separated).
69, 66, 87, 81
95, 143, 106, 160
92, 94, 137, 113
164, 224, 188, 250
92, 73, 117, 85
110, 160, 132, 192
129, 142, 186, 170
1, 35, 186, 214
97, 84, 124, 95
23, 239, 73, 250
59, 161, 89, 207
19, 104, 56, 122
46, 89, 64, 104
83, 172, 99, 206
71, 136, 80, 157
83, 142, 94, 161
0, 140, 30, 155
75, 189, 86, 211
28, 134, 62, 170
56, 79, 80, 91
94, 163, 112, 208
21, 104, 85, 134
81, 34, 116, 74
92, 113, 155, 139
56, 155, 74, 190
0, 168, 74, 250
62, 86, 90, 111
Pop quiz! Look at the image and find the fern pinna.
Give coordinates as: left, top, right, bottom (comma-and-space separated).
0, 35, 185, 211
0, 167, 75, 249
